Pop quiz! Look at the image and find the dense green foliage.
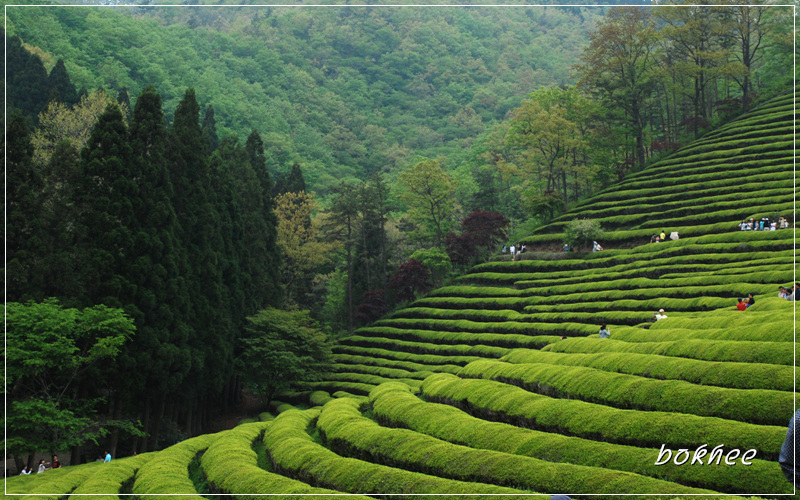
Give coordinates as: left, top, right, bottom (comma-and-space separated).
237, 308, 333, 405
5, 300, 137, 464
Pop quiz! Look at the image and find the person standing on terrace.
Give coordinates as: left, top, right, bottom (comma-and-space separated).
779, 409, 800, 484
654, 309, 668, 321
746, 293, 755, 308
660, 230, 666, 240
598, 324, 610, 338
736, 298, 747, 311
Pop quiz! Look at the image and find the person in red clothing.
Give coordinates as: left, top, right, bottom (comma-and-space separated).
736, 298, 747, 311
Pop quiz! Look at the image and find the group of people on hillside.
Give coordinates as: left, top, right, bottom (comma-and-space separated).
597, 308, 668, 339
502, 243, 527, 260
19, 452, 111, 475
19, 456, 62, 475
650, 230, 679, 243
735, 293, 757, 311
738, 216, 790, 231
779, 284, 799, 301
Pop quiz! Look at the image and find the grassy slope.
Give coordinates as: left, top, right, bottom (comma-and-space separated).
4, 92, 795, 497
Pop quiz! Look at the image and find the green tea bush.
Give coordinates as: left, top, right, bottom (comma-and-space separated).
133, 432, 223, 497
262, 408, 522, 495
355, 325, 558, 349
6, 462, 102, 497
335, 343, 485, 366
333, 353, 461, 374
297, 381, 376, 396
542, 336, 794, 365
500, 349, 792, 391
308, 391, 334, 407
420, 374, 786, 459
200, 421, 347, 498
318, 397, 711, 495
375, 317, 594, 337
340, 334, 510, 358
369, 382, 791, 494
69, 453, 154, 498
459, 359, 791, 425
318, 371, 422, 390
333, 363, 431, 380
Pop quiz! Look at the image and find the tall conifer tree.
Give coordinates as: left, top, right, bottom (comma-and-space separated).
245, 130, 282, 307
47, 59, 79, 106
5, 111, 42, 301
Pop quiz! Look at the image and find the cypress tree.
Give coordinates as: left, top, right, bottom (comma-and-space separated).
38, 140, 83, 304
47, 59, 79, 107
5, 34, 50, 122
245, 130, 281, 307
5, 111, 42, 301
168, 88, 227, 429
117, 87, 131, 120
202, 105, 220, 153
285, 162, 307, 194
123, 85, 193, 450
77, 104, 135, 309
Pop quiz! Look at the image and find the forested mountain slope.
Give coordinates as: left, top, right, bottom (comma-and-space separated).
6, 4, 597, 193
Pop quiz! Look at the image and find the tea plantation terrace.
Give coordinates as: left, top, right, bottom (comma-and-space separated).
4, 94, 794, 496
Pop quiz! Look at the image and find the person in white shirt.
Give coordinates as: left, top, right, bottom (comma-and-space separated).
654, 309, 668, 321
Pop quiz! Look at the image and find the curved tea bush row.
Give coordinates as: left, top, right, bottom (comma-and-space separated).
511, 259, 792, 288
459, 359, 792, 425
262, 408, 523, 495
334, 343, 486, 367
369, 383, 792, 494
355, 325, 558, 349
542, 336, 795, 366
334, 354, 462, 375
332, 390, 369, 402
318, 371, 423, 390
133, 432, 223, 497
476, 238, 792, 274
522, 297, 732, 314
500, 348, 793, 391
339, 335, 510, 358
298, 381, 376, 396
332, 362, 432, 380
571, 178, 792, 217
612, 325, 792, 343
201, 421, 349, 498
375, 317, 595, 338
521, 278, 780, 298
392, 306, 653, 326
420, 374, 787, 459
5, 462, 103, 497
309, 391, 334, 407
552, 181, 792, 221
317, 397, 712, 496
432, 274, 789, 299
548, 164, 791, 211
521, 221, 790, 247
588, 159, 790, 202
573, 170, 792, 209
68, 453, 154, 499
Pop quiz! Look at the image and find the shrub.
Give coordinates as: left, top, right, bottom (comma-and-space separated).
262, 408, 521, 495
369, 382, 791, 494
200, 421, 346, 498
500, 348, 793, 391
563, 218, 604, 251
459, 359, 792, 425
542, 336, 794, 366
317, 397, 710, 495
420, 374, 786, 460
133, 432, 223, 497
